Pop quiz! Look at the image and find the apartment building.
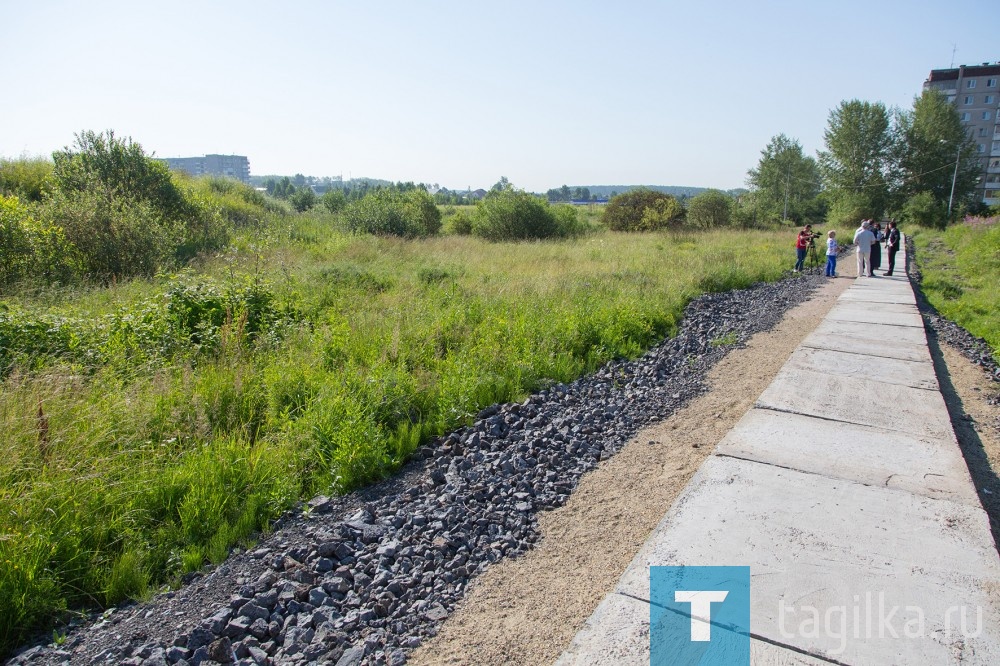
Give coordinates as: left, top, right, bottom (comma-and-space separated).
923, 63, 1000, 207
160, 154, 251, 183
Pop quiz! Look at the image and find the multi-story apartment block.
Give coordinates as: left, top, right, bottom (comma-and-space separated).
160, 154, 251, 183
924, 62, 1000, 207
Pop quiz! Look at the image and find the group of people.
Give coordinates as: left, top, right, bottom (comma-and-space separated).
852, 219, 900, 278
793, 219, 900, 279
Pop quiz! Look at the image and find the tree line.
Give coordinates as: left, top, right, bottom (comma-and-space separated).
744, 90, 988, 228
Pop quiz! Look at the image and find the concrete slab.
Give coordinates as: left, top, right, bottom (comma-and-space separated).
799, 330, 930, 363
837, 289, 916, 305
831, 301, 919, 315
555, 592, 831, 666
781, 347, 938, 391
614, 456, 1000, 665
755, 367, 954, 441
810, 317, 929, 346
715, 409, 979, 505
555, 592, 648, 666
826, 302, 925, 329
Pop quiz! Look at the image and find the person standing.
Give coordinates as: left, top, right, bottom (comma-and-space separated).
884, 221, 901, 276
825, 230, 838, 277
853, 220, 876, 278
794, 225, 813, 272
870, 222, 883, 273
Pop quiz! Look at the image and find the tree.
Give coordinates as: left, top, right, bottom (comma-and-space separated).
818, 100, 894, 220
490, 176, 510, 193
290, 187, 317, 212
893, 90, 979, 218
686, 189, 734, 228
746, 134, 821, 224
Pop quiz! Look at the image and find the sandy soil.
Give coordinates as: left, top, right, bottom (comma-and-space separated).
410, 264, 857, 666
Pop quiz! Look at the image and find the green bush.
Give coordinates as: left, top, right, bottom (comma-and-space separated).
900, 191, 945, 229
0, 196, 79, 287
46, 131, 228, 275
603, 189, 683, 231
186, 176, 286, 226
448, 209, 473, 235
0, 157, 53, 203
343, 189, 441, 237
322, 189, 347, 214
40, 190, 179, 280
686, 189, 734, 228
471, 187, 561, 241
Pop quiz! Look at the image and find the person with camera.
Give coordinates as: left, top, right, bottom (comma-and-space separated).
794, 225, 817, 272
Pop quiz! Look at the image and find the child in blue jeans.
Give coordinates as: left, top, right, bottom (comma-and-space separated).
825, 230, 838, 277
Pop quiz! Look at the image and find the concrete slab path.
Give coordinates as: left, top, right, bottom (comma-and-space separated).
557, 240, 1000, 665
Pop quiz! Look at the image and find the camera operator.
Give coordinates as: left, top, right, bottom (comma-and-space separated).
794, 225, 819, 272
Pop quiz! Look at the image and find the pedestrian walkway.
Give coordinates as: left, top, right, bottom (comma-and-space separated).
557, 241, 1000, 665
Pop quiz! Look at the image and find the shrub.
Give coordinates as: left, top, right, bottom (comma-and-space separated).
322, 189, 347, 214
551, 204, 588, 238
342, 189, 441, 238
0, 157, 53, 203
186, 176, 285, 226
900, 191, 945, 229
602, 189, 683, 231
40, 190, 179, 280
471, 187, 560, 241
52, 131, 188, 220
448, 209, 473, 235
44, 132, 228, 276
0, 195, 79, 286
686, 189, 734, 228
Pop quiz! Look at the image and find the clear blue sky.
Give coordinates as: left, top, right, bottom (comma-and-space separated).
1, 0, 996, 192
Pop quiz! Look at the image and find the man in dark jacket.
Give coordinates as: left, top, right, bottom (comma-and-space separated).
884, 221, 901, 276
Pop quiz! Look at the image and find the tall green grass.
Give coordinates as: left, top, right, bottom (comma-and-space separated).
910, 217, 1000, 362
0, 223, 793, 652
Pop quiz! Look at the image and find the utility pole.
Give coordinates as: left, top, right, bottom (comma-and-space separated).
783, 175, 790, 222
948, 145, 961, 220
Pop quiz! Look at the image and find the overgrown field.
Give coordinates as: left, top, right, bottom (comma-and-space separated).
910, 216, 1000, 362
0, 215, 795, 650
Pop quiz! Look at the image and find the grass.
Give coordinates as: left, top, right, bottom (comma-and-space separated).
0, 217, 795, 653
909, 216, 1000, 363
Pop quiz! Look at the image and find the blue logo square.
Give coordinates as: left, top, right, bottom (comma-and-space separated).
650, 566, 750, 666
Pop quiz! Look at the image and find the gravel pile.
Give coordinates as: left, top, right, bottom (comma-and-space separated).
10, 275, 826, 666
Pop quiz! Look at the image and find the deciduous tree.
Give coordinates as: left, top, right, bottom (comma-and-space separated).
746, 134, 821, 224
819, 100, 894, 220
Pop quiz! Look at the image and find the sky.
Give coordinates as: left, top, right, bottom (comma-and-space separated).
1, 0, 996, 193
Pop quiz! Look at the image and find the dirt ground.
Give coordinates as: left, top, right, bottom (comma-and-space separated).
931, 341, 1000, 549
410, 263, 858, 666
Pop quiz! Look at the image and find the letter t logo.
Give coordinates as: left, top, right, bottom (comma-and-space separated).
674, 590, 730, 641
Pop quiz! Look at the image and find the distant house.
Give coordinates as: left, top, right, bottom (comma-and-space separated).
160, 154, 250, 183
468, 189, 488, 201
